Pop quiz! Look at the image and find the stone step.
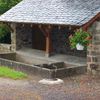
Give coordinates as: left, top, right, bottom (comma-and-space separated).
16, 53, 54, 65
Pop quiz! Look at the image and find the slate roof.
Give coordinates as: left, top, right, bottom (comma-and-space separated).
0, 0, 100, 26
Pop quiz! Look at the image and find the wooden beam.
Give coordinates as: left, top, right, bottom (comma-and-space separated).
38, 24, 53, 57
58, 26, 61, 30
82, 12, 100, 31
38, 25, 47, 36
30, 24, 33, 27
42, 25, 53, 57
45, 32, 52, 57
22, 24, 25, 27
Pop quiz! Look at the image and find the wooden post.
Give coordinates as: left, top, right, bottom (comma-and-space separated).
38, 25, 53, 57
45, 32, 52, 57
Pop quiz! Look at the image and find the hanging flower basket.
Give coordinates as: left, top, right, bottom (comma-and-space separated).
76, 43, 84, 50
69, 29, 92, 50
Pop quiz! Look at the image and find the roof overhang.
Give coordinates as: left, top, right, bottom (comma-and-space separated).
82, 12, 100, 30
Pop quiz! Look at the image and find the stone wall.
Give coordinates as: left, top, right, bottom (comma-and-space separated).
0, 44, 11, 53
16, 24, 32, 49
51, 26, 86, 57
0, 57, 86, 78
87, 20, 100, 75
0, 57, 40, 76
0, 52, 16, 60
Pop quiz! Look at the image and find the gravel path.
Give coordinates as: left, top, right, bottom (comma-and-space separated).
0, 74, 100, 100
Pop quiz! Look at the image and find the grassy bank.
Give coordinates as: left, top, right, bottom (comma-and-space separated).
0, 66, 27, 80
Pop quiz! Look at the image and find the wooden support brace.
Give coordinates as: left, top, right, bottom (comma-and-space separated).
82, 12, 100, 31
38, 25, 53, 57
38, 25, 47, 36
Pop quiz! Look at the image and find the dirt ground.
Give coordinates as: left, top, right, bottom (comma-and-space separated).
0, 74, 99, 100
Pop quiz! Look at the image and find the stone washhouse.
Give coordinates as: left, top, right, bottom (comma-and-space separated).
0, 0, 100, 75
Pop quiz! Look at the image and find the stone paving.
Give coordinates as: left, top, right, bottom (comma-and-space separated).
0, 74, 99, 100
16, 48, 86, 65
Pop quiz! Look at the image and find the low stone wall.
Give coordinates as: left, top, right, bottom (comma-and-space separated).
36, 62, 87, 78
0, 58, 44, 76
0, 58, 59, 78
0, 44, 11, 52
0, 57, 86, 78
0, 52, 16, 60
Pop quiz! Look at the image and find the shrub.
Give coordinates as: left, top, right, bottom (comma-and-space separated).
0, 3, 9, 14
0, 24, 11, 44
0, 0, 22, 14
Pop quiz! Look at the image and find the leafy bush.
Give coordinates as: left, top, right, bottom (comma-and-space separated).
0, 0, 21, 43
0, 24, 11, 44
0, 3, 9, 14
0, 0, 21, 14
69, 29, 92, 49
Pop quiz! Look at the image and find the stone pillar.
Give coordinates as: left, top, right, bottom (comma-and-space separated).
10, 23, 16, 51
87, 21, 100, 75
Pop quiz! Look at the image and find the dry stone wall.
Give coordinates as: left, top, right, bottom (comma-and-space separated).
16, 24, 33, 49
0, 44, 11, 53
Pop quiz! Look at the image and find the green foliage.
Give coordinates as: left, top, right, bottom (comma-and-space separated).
0, 3, 9, 14
0, 24, 11, 43
0, 0, 21, 14
0, 0, 21, 43
69, 29, 92, 49
0, 66, 27, 80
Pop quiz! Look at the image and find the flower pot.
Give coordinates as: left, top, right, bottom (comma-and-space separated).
76, 43, 84, 50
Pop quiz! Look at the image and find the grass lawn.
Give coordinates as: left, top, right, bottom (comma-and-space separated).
0, 66, 27, 80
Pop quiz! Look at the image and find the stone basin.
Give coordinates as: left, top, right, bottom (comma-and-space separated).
35, 62, 86, 78
0, 53, 86, 78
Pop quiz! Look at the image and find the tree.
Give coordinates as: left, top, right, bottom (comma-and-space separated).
0, 24, 11, 43
0, 0, 21, 14
0, 0, 21, 43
